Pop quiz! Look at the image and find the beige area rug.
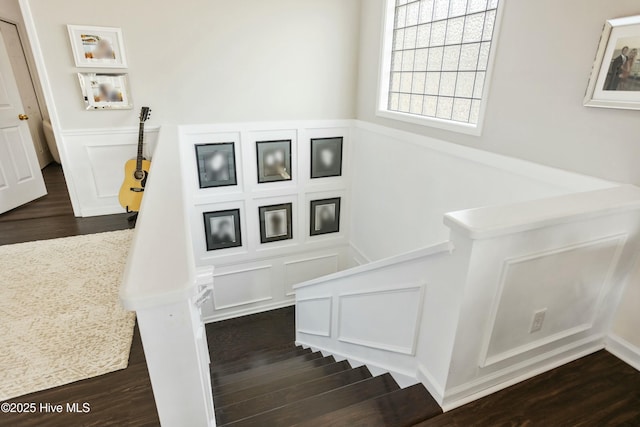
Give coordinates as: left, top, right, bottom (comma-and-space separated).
0, 230, 136, 401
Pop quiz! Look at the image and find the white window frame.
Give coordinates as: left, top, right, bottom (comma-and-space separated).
376, 0, 505, 136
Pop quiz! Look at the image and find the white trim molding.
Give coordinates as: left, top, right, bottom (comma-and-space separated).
337, 283, 426, 356
606, 334, 640, 372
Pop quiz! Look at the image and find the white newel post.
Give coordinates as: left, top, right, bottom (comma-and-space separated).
133, 268, 215, 427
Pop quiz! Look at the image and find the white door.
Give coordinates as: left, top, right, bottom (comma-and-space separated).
0, 30, 45, 214
0, 20, 52, 169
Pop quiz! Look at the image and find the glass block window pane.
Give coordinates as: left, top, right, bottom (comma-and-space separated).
387, 0, 500, 126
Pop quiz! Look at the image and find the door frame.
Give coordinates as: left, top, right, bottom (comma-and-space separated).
17, 0, 81, 216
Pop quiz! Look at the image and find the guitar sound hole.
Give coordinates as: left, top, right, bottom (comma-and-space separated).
134, 170, 145, 180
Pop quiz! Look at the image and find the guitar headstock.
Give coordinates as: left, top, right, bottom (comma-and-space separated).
139, 106, 151, 123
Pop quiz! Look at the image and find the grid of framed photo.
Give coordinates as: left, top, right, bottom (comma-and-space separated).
203, 209, 242, 251
259, 203, 293, 244
310, 197, 341, 236
311, 137, 343, 179
198, 136, 344, 251
195, 142, 237, 188
256, 140, 292, 183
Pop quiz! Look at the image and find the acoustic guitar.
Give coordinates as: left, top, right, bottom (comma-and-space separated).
118, 106, 151, 213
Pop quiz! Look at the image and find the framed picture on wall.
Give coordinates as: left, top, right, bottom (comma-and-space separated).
310, 197, 341, 236
311, 137, 343, 179
256, 140, 292, 183
195, 143, 237, 188
67, 25, 128, 68
203, 209, 242, 251
77, 72, 132, 110
259, 203, 293, 243
584, 15, 640, 109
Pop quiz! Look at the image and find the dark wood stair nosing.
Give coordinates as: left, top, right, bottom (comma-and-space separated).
292, 383, 443, 427
213, 351, 324, 386
212, 348, 312, 376
214, 365, 374, 425
213, 355, 337, 397
212, 360, 353, 408
220, 373, 400, 427
212, 344, 301, 369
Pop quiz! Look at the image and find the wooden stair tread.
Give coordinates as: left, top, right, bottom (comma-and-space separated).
222, 374, 400, 426
213, 356, 337, 398
213, 348, 312, 376
213, 361, 352, 408
215, 366, 373, 425
213, 352, 323, 386
213, 342, 299, 366
294, 384, 443, 427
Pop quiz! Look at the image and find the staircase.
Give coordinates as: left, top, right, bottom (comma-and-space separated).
211, 343, 442, 426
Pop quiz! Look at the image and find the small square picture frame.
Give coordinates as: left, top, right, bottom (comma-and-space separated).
195, 142, 238, 188
203, 209, 242, 251
256, 140, 292, 183
259, 203, 293, 244
310, 197, 341, 236
311, 137, 343, 179
67, 25, 127, 68
77, 72, 132, 110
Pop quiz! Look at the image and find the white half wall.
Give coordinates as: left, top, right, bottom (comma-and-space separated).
349, 121, 613, 261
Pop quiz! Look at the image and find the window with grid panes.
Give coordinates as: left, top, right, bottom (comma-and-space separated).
382, 0, 500, 131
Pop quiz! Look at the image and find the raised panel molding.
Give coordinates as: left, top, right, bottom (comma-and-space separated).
284, 254, 339, 296
337, 284, 425, 355
212, 265, 273, 310
61, 127, 160, 216
297, 296, 332, 337
479, 234, 627, 367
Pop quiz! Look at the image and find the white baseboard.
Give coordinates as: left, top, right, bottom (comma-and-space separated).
296, 340, 421, 389
441, 336, 604, 411
606, 334, 640, 371
203, 300, 294, 323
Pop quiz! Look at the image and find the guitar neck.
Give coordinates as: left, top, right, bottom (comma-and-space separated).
135, 121, 145, 172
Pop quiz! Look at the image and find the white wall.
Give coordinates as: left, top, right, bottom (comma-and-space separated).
356, 0, 640, 368
357, 0, 640, 185
350, 122, 613, 262
22, 0, 361, 215
178, 121, 353, 321
26, 0, 361, 128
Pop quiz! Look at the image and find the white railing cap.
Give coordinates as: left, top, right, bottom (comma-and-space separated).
444, 184, 640, 240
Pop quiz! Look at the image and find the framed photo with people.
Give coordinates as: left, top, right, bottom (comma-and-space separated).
195, 142, 237, 188
311, 137, 343, 179
256, 140, 292, 183
203, 209, 242, 251
258, 203, 293, 244
310, 198, 341, 236
67, 25, 128, 68
584, 15, 640, 110
77, 73, 132, 110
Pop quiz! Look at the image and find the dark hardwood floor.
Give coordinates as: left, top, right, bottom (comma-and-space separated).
0, 164, 131, 245
1, 165, 639, 426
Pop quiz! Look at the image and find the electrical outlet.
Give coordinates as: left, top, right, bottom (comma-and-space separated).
529, 308, 546, 333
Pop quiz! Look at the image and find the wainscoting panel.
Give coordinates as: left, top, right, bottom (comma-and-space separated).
481, 235, 626, 367
338, 284, 425, 355
284, 254, 339, 296
212, 265, 273, 310
62, 127, 159, 216
297, 296, 332, 337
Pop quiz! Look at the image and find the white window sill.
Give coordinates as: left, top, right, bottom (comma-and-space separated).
375, 109, 483, 136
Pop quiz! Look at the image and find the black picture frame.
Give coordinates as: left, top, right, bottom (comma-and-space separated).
195, 142, 238, 188
203, 209, 242, 251
310, 197, 341, 236
256, 139, 292, 183
259, 203, 293, 243
311, 137, 343, 179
